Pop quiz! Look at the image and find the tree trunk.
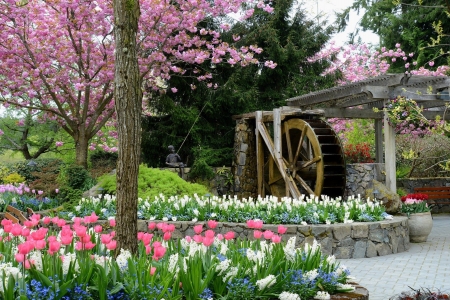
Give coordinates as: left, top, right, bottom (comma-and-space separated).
75, 136, 89, 169
113, 0, 141, 255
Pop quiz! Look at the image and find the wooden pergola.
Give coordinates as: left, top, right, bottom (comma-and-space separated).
285, 73, 450, 193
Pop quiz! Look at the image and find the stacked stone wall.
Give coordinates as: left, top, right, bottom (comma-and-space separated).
232, 118, 257, 199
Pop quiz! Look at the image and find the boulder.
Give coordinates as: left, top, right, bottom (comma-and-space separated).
365, 179, 401, 214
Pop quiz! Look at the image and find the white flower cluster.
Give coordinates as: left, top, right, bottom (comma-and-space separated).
0, 263, 21, 293
215, 259, 231, 275
314, 291, 330, 300
304, 269, 318, 281
284, 237, 297, 262
116, 248, 132, 271
334, 265, 349, 276
92, 254, 111, 267
62, 252, 79, 275
326, 255, 336, 265
168, 254, 180, 274
336, 283, 355, 292
222, 267, 238, 283
279, 291, 301, 300
29, 251, 43, 272
256, 274, 276, 290
304, 239, 320, 253
246, 249, 265, 264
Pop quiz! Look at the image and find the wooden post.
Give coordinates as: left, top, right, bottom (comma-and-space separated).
273, 109, 289, 197
383, 104, 396, 193
255, 111, 265, 197
375, 119, 383, 163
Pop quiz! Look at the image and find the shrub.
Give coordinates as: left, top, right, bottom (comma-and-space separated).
98, 165, 210, 198
60, 164, 96, 191
89, 150, 117, 178
2, 173, 25, 184
57, 186, 84, 207
0, 164, 10, 184
344, 142, 374, 164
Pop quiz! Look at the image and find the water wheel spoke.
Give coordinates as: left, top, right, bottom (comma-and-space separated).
295, 174, 315, 195
284, 122, 294, 163
293, 125, 307, 164
300, 156, 322, 169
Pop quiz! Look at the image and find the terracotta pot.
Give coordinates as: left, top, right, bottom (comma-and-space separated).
407, 211, 433, 243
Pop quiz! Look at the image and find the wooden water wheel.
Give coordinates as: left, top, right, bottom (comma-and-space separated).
254, 108, 346, 199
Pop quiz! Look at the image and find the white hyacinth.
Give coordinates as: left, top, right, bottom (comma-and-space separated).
283, 237, 296, 262
279, 291, 301, 300
223, 267, 238, 282
62, 253, 79, 275
314, 291, 330, 300
326, 255, 336, 265
116, 248, 132, 270
29, 251, 43, 272
336, 283, 355, 292
215, 259, 231, 275
304, 269, 319, 281
168, 254, 180, 274
256, 274, 276, 290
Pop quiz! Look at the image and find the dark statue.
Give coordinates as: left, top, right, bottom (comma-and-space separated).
166, 145, 185, 178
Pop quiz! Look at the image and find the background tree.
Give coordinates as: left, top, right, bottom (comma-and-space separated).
336, 0, 450, 71
0, 108, 60, 159
141, 0, 339, 173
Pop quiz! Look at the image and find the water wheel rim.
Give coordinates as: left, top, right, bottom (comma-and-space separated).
268, 118, 324, 198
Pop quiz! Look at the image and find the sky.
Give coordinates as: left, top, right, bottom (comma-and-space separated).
304, 0, 379, 46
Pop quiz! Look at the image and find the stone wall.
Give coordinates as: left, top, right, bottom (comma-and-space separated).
397, 177, 450, 193
232, 118, 257, 199
345, 163, 385, 199
129, 217, 409, 259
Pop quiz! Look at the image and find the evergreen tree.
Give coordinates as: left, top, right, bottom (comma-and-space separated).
141, 0, 338, 172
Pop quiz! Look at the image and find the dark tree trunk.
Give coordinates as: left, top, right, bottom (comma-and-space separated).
113, 0, 142, 255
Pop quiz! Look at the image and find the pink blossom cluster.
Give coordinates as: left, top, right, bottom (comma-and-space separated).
0, 0, 274, 152
0, 183, 44, 196
308, 42, 448, 85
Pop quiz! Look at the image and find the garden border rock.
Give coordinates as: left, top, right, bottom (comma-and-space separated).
95, 216, 408, 259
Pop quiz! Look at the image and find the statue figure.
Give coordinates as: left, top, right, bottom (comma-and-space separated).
166, 145, 185, 178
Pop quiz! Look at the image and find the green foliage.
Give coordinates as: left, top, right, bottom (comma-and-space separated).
141, 0, 337, 169
396, 165, 411, 179
0, 164, 11, 183
89, 149, 117, 178
2, 173, 25, 184
397, 187, 408, 197
98, 165, 210, 199
6, 158, 64, 183
59, 164, 96, 191
58, 186, 84, 208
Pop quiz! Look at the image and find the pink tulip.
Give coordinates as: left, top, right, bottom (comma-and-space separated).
224, 231, 235, 240
148, 222, 156, 230
75, 225, 87, 238
185, 236, 192, 242
81, 235, 92, 243
193, 224, 203, 234
94, 225, 103, 233
35, 239, 46, 250
253, 230, 263, 239
137, 232, 144, 240
73, 217, 82, 226
106, 240, 117, 250
89, 212, 99, 223
207, 220, 218, 229
48, 241, 61, 255
150, 266, 156, 276
166, 224, 175, 232
101, 234, 113, 245
271, 235, 282, 243
203, 237, 214, 247
246, 220, 255, 228
204, 230, 215, 239
60, 235, 73, 245
84, 241, 96, 250
193, 235, 203, 243
1, 219, 12, 227
22, 228, 30, 237
110, 231, 116, 237
152, 246, 166, 261
11, 224, 23, 236
156, 223, 165, 230
57, 219, 66, 227
216, 234, 223, 240
48, 236, 57, 242
254, 220, 264, 229
43, 217, 51, 225
15, 253, 25, 263
277, 225, 288, 235
18, 241, 34, 255
263, 230, 274, 240
109, 218, 116, 227
142, 233, 153, 246
163, 232, 171, 241
146, 245, 152, 255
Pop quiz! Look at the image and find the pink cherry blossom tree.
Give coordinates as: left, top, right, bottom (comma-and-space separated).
0, 0, 270, 168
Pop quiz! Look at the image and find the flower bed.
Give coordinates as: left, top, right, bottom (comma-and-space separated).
62, 194, 388, 224
0, 214, 363, 300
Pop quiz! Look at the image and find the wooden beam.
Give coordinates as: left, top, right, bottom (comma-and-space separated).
286, 74, 404, 107
375, 119, 383, 163
384, 104, 396, 193
321, 108, 383, 119
255, 111, 265, 197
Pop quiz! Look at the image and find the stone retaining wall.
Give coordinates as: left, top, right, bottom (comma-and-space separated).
345, 163, 385, 199
129, 216, 409, 259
